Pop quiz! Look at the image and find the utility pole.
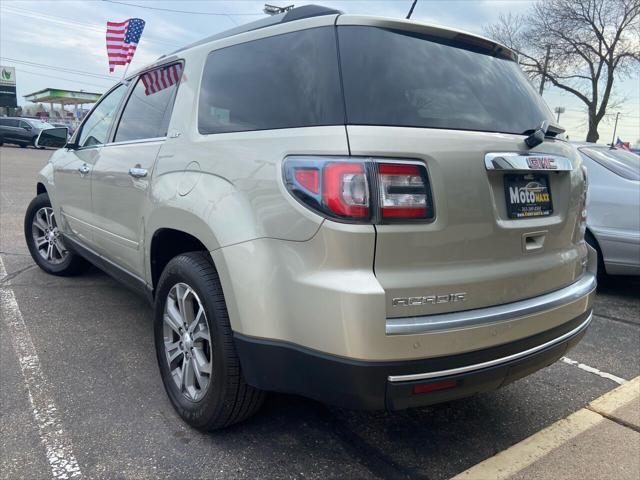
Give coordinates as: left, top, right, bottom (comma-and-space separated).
610, 112, 620, 146
554, 106, 565, 123
406, 0, 418, 19
539, 45, 551, 95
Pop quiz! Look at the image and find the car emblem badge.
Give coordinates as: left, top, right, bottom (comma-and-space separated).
527, 156, 557, 170
392, 293, 467, 307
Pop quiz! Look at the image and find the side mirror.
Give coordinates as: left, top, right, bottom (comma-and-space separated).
36, 127, 69, 149
23, 124, 32, 131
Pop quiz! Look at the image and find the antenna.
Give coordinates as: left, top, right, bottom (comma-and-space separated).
406, 0, 418, 19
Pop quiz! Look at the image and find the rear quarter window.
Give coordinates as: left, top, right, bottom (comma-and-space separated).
198, 27, 344, 134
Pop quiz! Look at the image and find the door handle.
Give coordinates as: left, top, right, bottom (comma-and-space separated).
78, 163, 90, 175
128, 166, 148, 178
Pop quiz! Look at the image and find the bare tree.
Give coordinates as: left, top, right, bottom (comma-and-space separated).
485, 0, 639, 142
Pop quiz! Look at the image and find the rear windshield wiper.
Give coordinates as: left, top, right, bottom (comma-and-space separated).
522, 121, 565, 148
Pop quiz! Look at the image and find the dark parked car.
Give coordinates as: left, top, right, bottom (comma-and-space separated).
0, 117, 55, 148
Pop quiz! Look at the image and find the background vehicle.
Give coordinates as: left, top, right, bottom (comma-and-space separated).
0, 117, 54, 148
575, 143, 640, 275
25, 5, 596, 431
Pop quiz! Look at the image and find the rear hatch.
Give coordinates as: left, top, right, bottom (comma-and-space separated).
337, 19, 586, 318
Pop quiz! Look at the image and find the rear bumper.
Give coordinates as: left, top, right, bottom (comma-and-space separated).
386, 272, 596, 335
235, 309, 592, 410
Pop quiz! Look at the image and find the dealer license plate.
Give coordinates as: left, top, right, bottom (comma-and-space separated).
504, 174, 553, 219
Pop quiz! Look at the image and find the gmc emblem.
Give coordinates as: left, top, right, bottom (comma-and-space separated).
527, 156, 558, 170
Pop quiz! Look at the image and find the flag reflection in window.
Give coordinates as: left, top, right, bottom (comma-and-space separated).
141, 63, 183, 96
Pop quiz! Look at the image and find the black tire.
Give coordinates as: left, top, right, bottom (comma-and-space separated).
585, 230, 606, 279
19, 143, 27, 148
154, 252, 265, 431
24, 193, 90, 276
0, 136, 4, 146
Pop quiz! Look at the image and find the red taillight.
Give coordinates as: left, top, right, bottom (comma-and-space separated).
294, 168, 320, 194
283, 157, 433, 223
378, 163, 429, 219
412, 380, 458, 395
323, 163, 369, 218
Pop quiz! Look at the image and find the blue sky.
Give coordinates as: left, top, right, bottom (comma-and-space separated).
1, 0, 638, 144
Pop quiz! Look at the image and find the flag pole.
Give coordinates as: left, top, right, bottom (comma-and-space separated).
610, 112, 619, 147
121, 63, 130, 81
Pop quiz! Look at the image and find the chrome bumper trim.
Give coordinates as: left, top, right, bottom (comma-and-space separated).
386, 273, 596, 335
388, 312, 592, 383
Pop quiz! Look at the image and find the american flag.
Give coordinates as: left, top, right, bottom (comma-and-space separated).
140, 64, 183, 95
615, 137, 631, 151
106, 18, 145, 73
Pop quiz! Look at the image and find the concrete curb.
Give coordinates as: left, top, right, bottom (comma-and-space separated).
451, 376, 640, 480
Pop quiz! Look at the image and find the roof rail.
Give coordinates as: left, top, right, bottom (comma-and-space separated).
166, 4, 341, 56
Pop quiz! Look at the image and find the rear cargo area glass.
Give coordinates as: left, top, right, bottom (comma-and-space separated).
338, 26, 554, 134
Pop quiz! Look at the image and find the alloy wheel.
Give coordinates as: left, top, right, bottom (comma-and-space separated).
163, 283, 213, 401
31, 207, 67, 265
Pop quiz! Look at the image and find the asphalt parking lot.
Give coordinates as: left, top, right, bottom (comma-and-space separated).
1, 145, 639, 480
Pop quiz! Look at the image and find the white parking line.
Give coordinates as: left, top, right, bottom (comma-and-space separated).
0, 257, 82, 479
562, 356, 628, 385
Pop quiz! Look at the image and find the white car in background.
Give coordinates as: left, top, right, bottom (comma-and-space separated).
575, 143, 640, 276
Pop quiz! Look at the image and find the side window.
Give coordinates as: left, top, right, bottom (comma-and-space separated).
0, 119, 9, 126
19, 120, 31, 129
78, 84, 126, 147
198, 27, 344, 134
114, 63, 182, 142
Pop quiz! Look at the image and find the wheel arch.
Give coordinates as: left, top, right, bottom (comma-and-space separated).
36, 162, 56, 211
148, 227, 213, 291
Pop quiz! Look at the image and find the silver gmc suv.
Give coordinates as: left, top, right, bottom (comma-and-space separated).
25, 5, 597, 430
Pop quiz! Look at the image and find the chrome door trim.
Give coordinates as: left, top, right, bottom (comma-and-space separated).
387, 312, 592, 382
485, 152, 574, 171
128, 166, 148, 178
105, 137, 166, 147
386, 273, 596, 335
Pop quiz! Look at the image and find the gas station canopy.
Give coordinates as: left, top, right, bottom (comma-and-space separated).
24, 88, 102, 106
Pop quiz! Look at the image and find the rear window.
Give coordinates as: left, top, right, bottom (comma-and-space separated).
580, 147, 640, 181
198, 27, 344, 134
338, 26, 554, 135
